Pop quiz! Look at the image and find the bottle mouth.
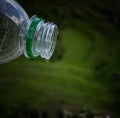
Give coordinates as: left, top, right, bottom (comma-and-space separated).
25, 16, 58, 60
40, 22, 58, 60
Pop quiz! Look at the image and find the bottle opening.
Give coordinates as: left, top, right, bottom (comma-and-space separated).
40, 22, 58, 60
25, 16, 58, 60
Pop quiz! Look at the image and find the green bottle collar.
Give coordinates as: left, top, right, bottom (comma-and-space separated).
26, 17, 43, 58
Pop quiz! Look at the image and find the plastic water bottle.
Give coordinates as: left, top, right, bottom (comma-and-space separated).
0, 0, 58, 64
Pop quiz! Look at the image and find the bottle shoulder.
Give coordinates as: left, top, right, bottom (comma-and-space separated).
0, 0, 29, 26
0, 0, 29, 64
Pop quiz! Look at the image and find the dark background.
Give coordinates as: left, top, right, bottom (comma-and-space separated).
0, 0, 120, 117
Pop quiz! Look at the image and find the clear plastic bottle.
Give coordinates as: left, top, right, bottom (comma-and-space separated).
0, 0, 58, 64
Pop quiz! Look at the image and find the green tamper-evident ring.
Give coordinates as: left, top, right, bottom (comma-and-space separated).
26, 18, 43, 58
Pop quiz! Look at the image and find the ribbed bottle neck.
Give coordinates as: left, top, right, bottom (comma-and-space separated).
23, 16, 58, 60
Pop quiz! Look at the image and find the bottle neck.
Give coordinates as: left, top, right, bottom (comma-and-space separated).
20, 16, 58, 60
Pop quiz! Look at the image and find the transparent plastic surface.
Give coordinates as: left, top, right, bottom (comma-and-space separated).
32, 20, 58, 60
0, 0, 58, 64
0, 0, 29, 63
22, 16, 58, 61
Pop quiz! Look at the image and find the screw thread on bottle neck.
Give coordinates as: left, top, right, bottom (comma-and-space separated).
24, 16, 58, 60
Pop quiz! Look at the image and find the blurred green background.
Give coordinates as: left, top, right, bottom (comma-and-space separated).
0, 0, 120, 117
